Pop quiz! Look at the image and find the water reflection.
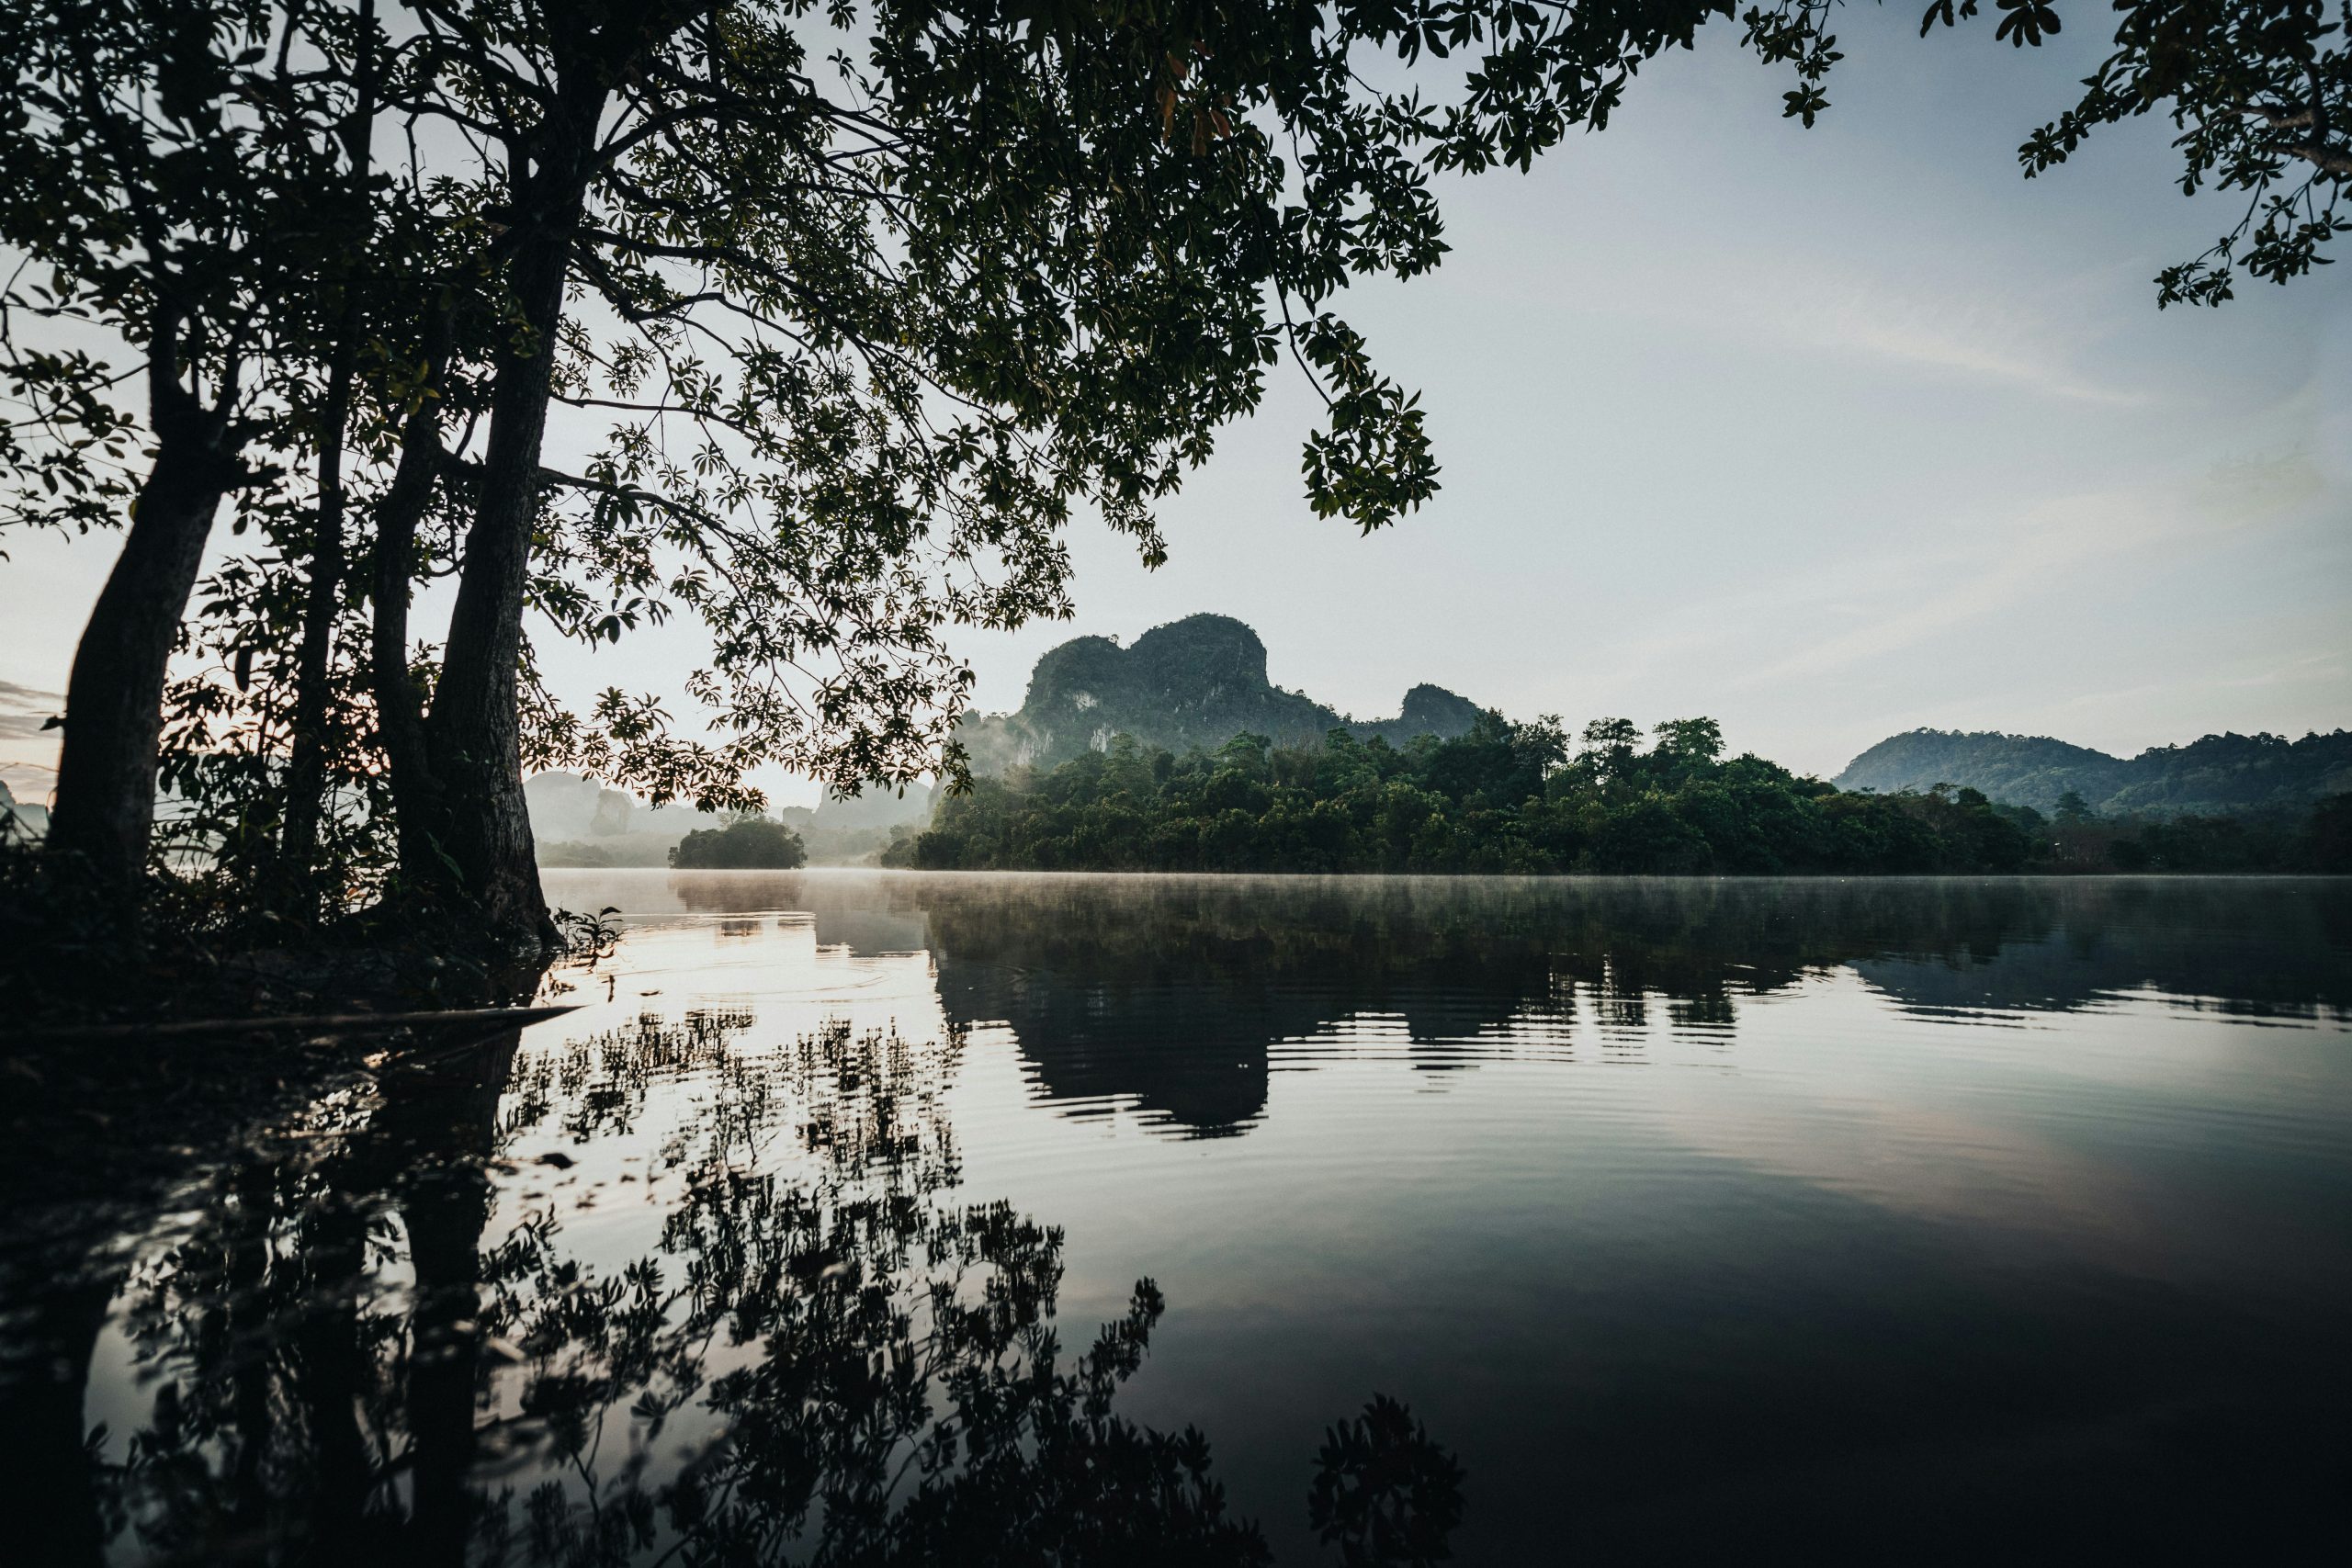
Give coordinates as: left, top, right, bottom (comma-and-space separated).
59, 1001, 1461, 1565
10, 873, 2349, 1562
654, 873, 2352, 1136
90, 1033, 524, 1564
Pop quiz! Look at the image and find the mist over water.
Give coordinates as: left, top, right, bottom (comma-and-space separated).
60, 874, 2352, 1562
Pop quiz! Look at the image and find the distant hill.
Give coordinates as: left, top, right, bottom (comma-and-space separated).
0, 776, 48, 842
525, 772, 925, 866
1835, 728, 2352, 818
530, 615, 1473, 860
957, 613, 1483, 773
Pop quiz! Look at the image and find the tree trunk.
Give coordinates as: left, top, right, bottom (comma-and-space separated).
417, 86, 607, 965
280, 12, 379, 919
278, 386, 351, 915
46, 383, 237, 904
419, 329, 555, 961
371, 380, 451, 892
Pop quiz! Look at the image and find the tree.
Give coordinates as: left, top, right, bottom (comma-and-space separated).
356, 0, 1841, 955
13, 0, 2347, 966
668, 815, 807, 868
1511, 714, 1570, 779
272, 1, 392, 914
0, 1, 361, 903
1653, 716, 1725, 763
1917, 0, 2349, 304
2054, 789, 2095, 827
1579, 717, 1643, 784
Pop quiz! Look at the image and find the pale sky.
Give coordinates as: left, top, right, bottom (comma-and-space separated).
3, 14, 2346, 804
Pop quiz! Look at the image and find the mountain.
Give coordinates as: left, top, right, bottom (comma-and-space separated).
1835, 728, 2352, 818
528, 614, 1471, 859
956, 613, 1483, 773
0, 776, 47, 842
805, 783, 935, 832
525, 770, 928, 866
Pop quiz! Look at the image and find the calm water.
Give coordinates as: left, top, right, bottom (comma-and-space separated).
48, 874, 2352, 1562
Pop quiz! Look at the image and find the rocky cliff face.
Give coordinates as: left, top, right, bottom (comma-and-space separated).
957, 614, 1483, 773
526, 615, 1483, 855
1362, 683, 1487, 749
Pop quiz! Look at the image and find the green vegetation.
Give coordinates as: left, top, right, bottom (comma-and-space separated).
900, 717, 2352, 876
901, 716, 2024, 874
2028, 795, 2352, 874
1838, 728, 2352, 818
3, 0, 1902, 965
3, 0, 2341, 994
668, 818, 807, 870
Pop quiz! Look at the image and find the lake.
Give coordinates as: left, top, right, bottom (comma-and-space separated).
43, 873, 2352, 1562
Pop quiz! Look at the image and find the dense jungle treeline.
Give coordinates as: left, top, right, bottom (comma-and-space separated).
896, 717, 2352, 876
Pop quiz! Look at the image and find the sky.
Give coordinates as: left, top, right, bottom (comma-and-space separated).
2, 12, 2346, 804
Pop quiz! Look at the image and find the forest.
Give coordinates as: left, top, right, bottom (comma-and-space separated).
899, 717, 2352, 875
1, 0, 2344, 1026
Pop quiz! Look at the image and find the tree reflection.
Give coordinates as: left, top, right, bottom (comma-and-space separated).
98, 1033, 524, 1563
76, 1005, 1462, 1565
890, 875, 2352, 1134
1309, 1396, 1466, 1568
643, 870, 2352, 1046
471, 1012, 1272, 1565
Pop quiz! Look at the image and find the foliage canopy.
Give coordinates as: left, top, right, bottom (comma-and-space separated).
667, 814, 808, 867
902, 715, 2050, 874
2, 0, 2345, 962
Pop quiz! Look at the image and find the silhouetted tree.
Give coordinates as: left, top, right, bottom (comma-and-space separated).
0, 1, 368, 903
1918, 0, 2350, 304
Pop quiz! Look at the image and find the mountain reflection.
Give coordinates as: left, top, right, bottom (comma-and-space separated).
66, 1003, 1462, 1567
20, 874, 2349, 1562
661, 874, 2352, 1138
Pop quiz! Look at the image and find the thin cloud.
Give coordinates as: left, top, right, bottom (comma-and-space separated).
1790, 276, 2147, 407
1732, 452, 2327, 690
0, 681, 62, 742
2054, 652, 2351, 709
1570, 245, 2154, 406
0, 678, 62, 709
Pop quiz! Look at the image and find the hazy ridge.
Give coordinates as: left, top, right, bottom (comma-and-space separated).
1836, 728, 2352, 818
